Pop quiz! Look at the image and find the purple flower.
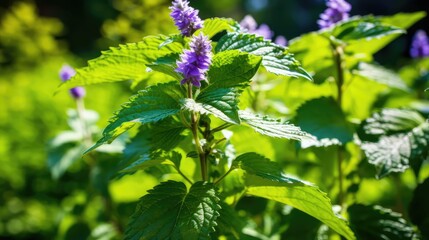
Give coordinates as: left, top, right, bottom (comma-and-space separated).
59, 64, 85, 99
59, 65, 76, 82
410, 30, 429, 59
274, 35, 288, 46
170, 0, 203, 37
240, 15, 273, 40
318, 0, 351, 29
240, 15, 258, 33
176, 33, 212, 88
253, 24, 274, 40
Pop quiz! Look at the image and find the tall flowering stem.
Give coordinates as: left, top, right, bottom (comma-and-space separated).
59, 65, 90, 145
170, 0, 203, 37
410, 30, 429, 59
318, 0, 351, 29
176, 33, 212, 181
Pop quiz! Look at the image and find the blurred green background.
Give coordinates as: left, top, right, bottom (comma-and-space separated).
0, 0, 428, 239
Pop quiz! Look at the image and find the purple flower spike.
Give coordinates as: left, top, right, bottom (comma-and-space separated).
274, 35, 288, 46
410, 30, 429, 59
318, 0, 351, 29
176, 33, 212, 88
170, 0, 203, 37
59, 64, 85, 99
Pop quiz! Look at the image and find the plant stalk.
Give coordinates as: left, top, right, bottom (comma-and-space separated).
332, 44, 345, 207
187, 83, 208, 181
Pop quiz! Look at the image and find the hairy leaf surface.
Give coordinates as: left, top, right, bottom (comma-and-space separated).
119, 119, 186, 173
331, 17, 404, 42
199, 18, 235, 38
353, 62, 409, 91
58, 35, 183, 90
125, 181, 220, 240
348, 204, 417, 240
238, 111, 314, 141
215, 33, 312, 80
295, 97, 354, 147
232, 153, 356, 240
359, 109, 429, 178
88, 82, 184, 152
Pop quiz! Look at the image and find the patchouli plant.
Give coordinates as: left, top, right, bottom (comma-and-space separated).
54, 0, 429, 239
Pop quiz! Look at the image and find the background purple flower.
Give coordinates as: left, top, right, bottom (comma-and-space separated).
170, 0, 203, 37
240, 15, 273, 40
410, 30, 429, 58
59, 64, 85, 99
176, 34, 212, 88
240, 15, 258, 33
318, 0, 351, 29
274, 35, 288, 46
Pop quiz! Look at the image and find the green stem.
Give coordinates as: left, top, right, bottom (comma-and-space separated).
176, 168, 193, 185
75, 98, 92, 147
75, 99, 124, 235
214, 167, 235, 185
332, 43, 345, 207
337, 146, 344, 206
188, 83, 208, 181
211, 123, 233, 133
332, 45, 345, 108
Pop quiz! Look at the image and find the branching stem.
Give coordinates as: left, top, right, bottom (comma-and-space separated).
214, 167, 235, 185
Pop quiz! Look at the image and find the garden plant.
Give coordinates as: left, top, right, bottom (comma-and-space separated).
49, 0, 429, 239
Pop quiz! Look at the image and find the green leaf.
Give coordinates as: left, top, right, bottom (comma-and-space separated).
241, 169, 355, 239
359, 109, 429, 178
47, 142, 85, 179
199, 18, 235, 38
88, 82, 184, 152
359, 109, 425, 137
119, 119, 186, 172
238, 111, 314, 141
181, 50, 262, 124
206, 50, 262, 90
122, 151, 181, 173
281, 209, 323, 240
57, 35, 183, 90
348, 204, 418, 240
214, 202, 247, 239
215, 32, 285, 55
347, 12, 426, 55
288, 32, 333, 84
295, 97, 354, 147
331, 17, 404, 42
146, 54, 182, 81
232, 152, 287, 181
125, 181, 220, 240
182, 90, 240, 124
262, 55, 313, 80
215, 33, 311, 80
409, 177, 429, 239
232, 153, 355, 239
353, 62, 409, 91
